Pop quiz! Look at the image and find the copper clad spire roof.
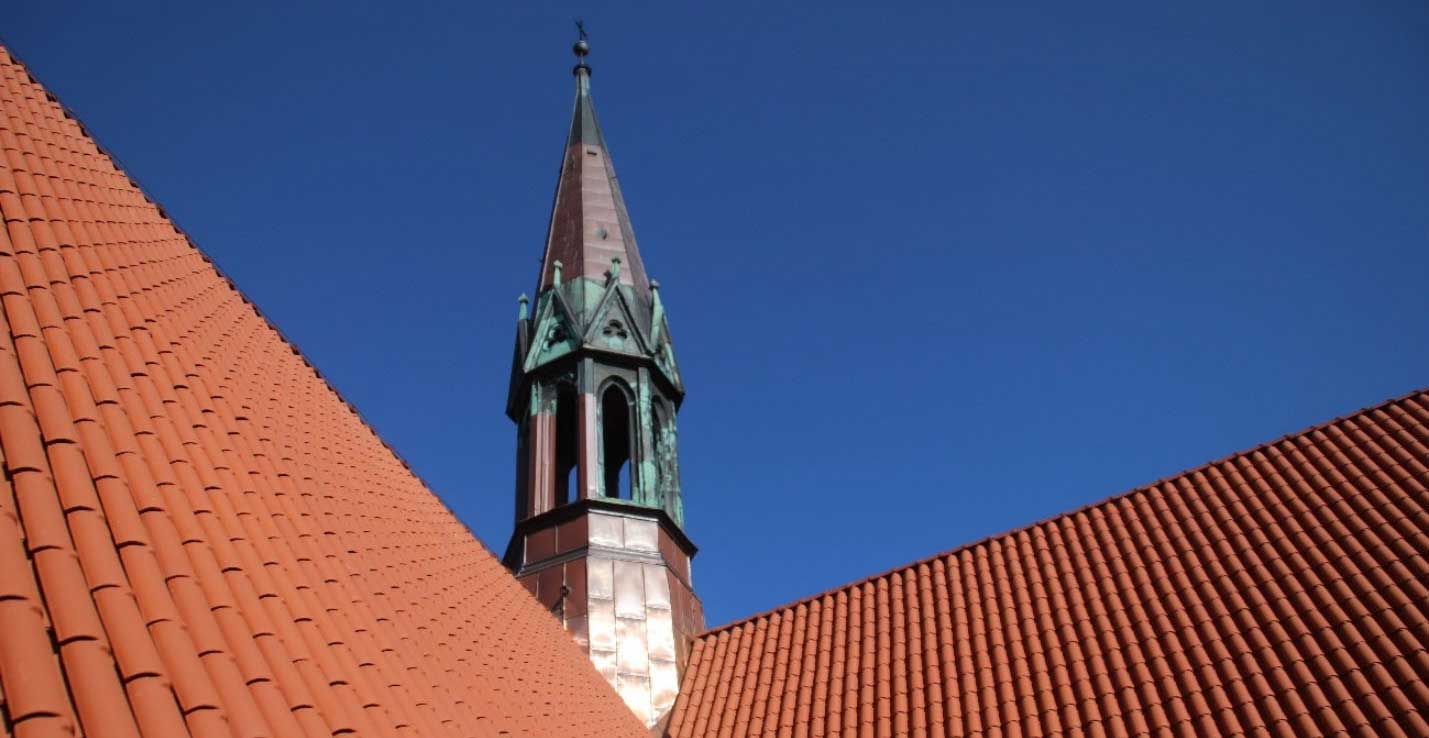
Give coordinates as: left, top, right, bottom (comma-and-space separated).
538, 35, 650, 297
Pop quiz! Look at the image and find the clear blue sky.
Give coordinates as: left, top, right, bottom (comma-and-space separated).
10, 2, 1427, 627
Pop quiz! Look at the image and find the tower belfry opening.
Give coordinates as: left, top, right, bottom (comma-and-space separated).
600, 383, 633, 499
501, 29, 703, 728
555, 382, 578, 505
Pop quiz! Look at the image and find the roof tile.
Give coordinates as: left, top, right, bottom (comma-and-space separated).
0, 44, 647, 738
670, 390, 1429, 738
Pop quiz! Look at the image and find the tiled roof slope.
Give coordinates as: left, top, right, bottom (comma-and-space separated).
668, 390, 1429, 738
0, 46, 647, 738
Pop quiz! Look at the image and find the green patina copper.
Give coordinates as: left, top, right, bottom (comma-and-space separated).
650, 281, 664, 327
587, 287, 647, 356
594, 394, 607, 497
654, 340, 680, 390
655, 408, 684, 526
523, 289, 581, 372
579, 269, 647, 347
527, 380, 561, 417
636, 378, 654, 505
509, 261, 688, 527
647, 282, 683, 391
577, 276, 604, 315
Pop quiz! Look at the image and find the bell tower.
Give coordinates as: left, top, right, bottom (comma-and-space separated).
502, 32, 703, 727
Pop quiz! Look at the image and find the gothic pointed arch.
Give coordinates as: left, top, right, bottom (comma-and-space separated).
582, 270, 652, 356
598, 378, 636, 500
523, 286, 582, 371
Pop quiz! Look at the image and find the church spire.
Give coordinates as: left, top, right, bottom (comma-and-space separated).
502, 30, 701, 728
538, 30, 650, 303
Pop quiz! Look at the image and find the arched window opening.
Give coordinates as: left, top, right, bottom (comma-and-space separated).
554, 383, 578, 506
601, 384, 633, 500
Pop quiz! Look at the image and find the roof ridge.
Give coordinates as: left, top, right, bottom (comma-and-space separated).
0, 40, 487, 551
697, 384, 1429, 638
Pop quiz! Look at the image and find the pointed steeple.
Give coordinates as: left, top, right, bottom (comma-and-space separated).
538, 32, 650, 301
503, 29, 701, 728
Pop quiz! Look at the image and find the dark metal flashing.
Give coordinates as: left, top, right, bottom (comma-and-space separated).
505, 497, 698, 561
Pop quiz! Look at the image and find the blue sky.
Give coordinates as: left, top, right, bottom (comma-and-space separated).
9, 1, 1427, 627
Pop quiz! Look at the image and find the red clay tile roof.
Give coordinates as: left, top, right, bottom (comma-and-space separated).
0, 45, 648, 738
667, 390, 1429, 738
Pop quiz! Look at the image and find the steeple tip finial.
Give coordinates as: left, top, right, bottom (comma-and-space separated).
572, 19, 591, 76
